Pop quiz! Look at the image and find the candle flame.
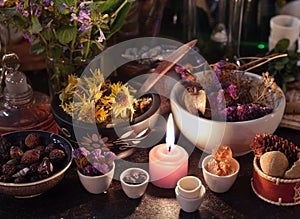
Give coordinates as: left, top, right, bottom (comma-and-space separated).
166, 113, 175, 152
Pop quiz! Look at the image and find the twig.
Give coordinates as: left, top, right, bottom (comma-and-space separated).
237, 53, 288, 72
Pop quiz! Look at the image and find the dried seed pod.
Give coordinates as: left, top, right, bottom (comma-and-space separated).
250, 133, 300, 167
0, 136, 12, 165
10, 146, 24, 160
0, 174, 13, 182
37, 157, 53, 179
24, 133, 41, 148
21, 149, 40, 164
49, 149, 66, 163
44, 143, 57, 155
1, 163, 17, 176
12, 167, 30, 178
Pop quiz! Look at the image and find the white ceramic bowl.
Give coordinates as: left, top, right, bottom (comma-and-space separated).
170, 72, 286, 156
120, 167, 149, 199
77, 162, 115, 194
202, 155, 239, 193
175, 185, 206, 213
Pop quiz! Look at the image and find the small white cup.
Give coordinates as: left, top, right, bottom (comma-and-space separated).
177, 176, 202, 199
120, 168, 149, 199
202, 155, 240, 193
269, 15, 300, 50
175, 185, 206, 213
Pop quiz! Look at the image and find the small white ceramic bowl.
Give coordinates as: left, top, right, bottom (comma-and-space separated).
171, 72, 285, 156
175, 185, 206, 213
77, 162, 115, 194
177, 176, 202, 199
120, 167, 149, 199
202, 155, 239, 193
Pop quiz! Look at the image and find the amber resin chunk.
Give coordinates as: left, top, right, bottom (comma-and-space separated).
205, 145, 236, 176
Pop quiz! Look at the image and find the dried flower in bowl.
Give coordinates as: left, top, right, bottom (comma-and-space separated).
59, 68, 153, 126
72, 147, 117, 176
177, 60, 283, 122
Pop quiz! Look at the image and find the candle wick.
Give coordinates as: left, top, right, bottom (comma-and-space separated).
168, 145, 171, 152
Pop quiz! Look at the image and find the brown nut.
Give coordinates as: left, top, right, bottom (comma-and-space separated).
24, 133, 41, 148
21, 149, 40, 164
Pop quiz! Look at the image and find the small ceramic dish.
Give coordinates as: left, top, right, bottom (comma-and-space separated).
175, 185, 206, 213
120, 167, 149, 199
202, 155, 240, 193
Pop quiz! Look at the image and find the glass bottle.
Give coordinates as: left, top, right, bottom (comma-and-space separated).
0, 53, 58, 134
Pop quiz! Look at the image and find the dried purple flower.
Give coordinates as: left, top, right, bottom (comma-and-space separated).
82, 164, 99, 176
93, 163, 110, 175
228, 84, 238, 99
72, 146, 116, 176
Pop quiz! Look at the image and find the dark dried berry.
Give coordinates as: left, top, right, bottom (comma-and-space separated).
21, 149, 40, 164
1, 163, 17, 176
49, 149, 66, 163
37, 157, 53, 179
24, 133, 41, 148
10, 146, 24, 160
29, 162, 40, 175
44, 143, 57, 155
0, 174, 13, 182
0, 136, 11, 165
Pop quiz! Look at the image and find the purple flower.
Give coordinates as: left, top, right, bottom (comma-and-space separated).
104, 151, 117, 164
41, 0, 52, 7
73, 147, 90, 159
214, 60, 226, 80
93, 163, 110, 175
90, 149, 102, 159
45, 21, 51, 32
22, 32, 34, 43
60, 3, 68, 11
83, 164, 99, 176
98, 30, 106, 43
228, 84, 238, 99
0, 0, 5, 7
16, 2, 23, 12
34, 7, 41, 17
217, 89, 225, 110
70, 13, 77, 21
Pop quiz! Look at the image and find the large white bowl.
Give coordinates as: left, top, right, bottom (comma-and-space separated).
170, 72, 286, 156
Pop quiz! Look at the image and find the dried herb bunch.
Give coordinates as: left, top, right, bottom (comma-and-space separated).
59, 68, 152, 126
177, 60, 283, 122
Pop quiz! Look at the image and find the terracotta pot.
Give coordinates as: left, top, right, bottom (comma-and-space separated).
77, 162, 115, 194
251, 157, 300, 206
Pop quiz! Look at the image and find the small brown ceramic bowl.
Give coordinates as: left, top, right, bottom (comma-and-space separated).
251, 157, 300, 206
0, 130, 73, 198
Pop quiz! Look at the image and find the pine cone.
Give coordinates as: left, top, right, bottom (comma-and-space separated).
250, 133, 300, 167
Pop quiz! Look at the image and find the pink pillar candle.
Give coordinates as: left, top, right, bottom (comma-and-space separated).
149, 143, 188, 188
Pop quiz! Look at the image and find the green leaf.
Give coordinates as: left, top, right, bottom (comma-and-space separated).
106, 1, 132, 40
54, 0, 74, 11
30, 39, 46, 55
30, 16, 43, 34
284, 75, 295, 83
274, 39, 289, 52
57, 26, 77, 45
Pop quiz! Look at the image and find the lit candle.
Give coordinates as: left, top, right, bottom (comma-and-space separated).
149, 113, 188, 188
